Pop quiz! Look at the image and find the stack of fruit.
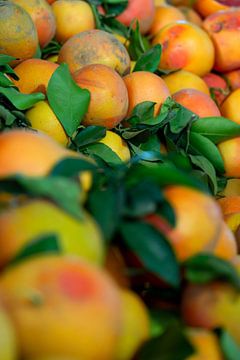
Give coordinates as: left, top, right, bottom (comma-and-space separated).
1, 0, 240, 358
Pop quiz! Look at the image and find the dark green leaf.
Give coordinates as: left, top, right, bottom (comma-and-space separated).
50, 157, 97, 177
127, 22, 148, 60
0, 72, 14, 87
73, 126, 106, 148
133, 44, 162, 73
189, 155, 218, 195
169, 105, 197, 134
219, 330, 240, 360
191, 117, 240, 143
0, 54, 16, 66
86, 143, 123, 165
47, 63, 90, 137
0, 86, 45, 110
0, 105, 16, 125
121, 221, 180, 287
183, 253, 240, 289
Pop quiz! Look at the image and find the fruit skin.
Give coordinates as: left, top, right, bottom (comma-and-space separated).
161, 186, 222, 261
52, 0, 95, 44
99, 131, 131, 162
152, 21, 215, 77
58, 29, 131, 76
0, 256, 122, 359
73, 64, 129, 129
149, 5, 186, 37
25, 100, 68, 146
11, 0, 56, 48
0, 305, 18, 360
172, 89, 221, 118
12, 59, 58, 95
194, 0, 230, 18
178, 6, 203, 28
213, 221, 237, 261
221, 89, 240, 125
186, 328, 223, 360
117, 0, 155, 35
224, 69, 240, 91
202, 72, 229, 106
163, 70, 210, 95
123, 71, 170, 117
115, 289, 150, 360
0, 199, 104, 267
218, 137, 240, 177
203, 9, 240, 73
218, 196, 240, 216
0, 2, 38, 64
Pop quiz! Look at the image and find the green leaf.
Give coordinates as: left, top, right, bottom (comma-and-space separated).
137, 321, 195, 360
0, 72, 14, 87
183, 253, 240, 289
0, 54, 16, 66
127, 22, 148, 60
0, 86, 45, 110
189, 132, 225, 174
189, 155, 218, 195
120, 221, 180, 287
191, 117, 240, 143
85, 143, 123, 165
50, 157, 96, 177
47, 63, 90, 137
169, 104, 197, 134
133, 44, 162, 73
219, 330, 240, 360
9, 233, 61, 266
0, 105, 16, 126
73, 126, 106, 148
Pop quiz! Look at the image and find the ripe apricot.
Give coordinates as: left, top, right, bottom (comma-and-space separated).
203, 9, 240, 73
172, 89, 221, 117
218, 196, 240, 216
123, 71, 170, 117
0, 2, 38, 64
58, 29, 131, 75
149, 5, 186, 37
73, 64, 129, 129
186, 329, 223, 360
117, 0, 155, 35
213, 221, 237, 260
99, 131, 131, 162
202, 72, 229, 106
194, 0, 230, 18
224, 69, 240, 91
221, 89, 240, 125
218, 137, 240, 177
152, 21, 215, 77
0, 256, 122, 359
52, 0, 95, 44
11, 0, 56, 48
12, 59, 58, 95
163, 186, 222, 261
163, 70, 210, 95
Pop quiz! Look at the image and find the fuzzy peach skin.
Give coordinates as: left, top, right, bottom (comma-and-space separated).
152, 21, 215, 77
149, 5, 185, 37
218, 137, 240, 177
163, 70, 210, 95
221, 89, 240, 125
194, 0, 235, 18
203, 9, 240, 73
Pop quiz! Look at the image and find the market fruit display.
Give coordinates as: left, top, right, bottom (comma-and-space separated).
1, 0, 240, 359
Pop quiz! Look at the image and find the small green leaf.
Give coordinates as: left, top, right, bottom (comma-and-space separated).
219, 330, 240, 360
133, 44, 162, 73
189, 155, 218, 195
0, 86, 45, 110
47, 63, 90, 137
0, 54, 16, 66
127, 22, 148, 60
73, 126, 106, 148
9, 234, 61, 266
191, 117, 240, 143
169, 105, 197, 134
85, 143, 123, 165
0, 72, 14, 87
50, 157, 97, 177
0, 105, 16, 126
120, 221, 180, 287
183, 253, 240, 289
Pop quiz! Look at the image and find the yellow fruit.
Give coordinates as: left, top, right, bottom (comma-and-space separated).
25, 101, 69, 146
0, 306, 18, 360
115, 289, 150, 360
186, 328, 223, 360
99, 131, 131, 162
163, 70, 210, 95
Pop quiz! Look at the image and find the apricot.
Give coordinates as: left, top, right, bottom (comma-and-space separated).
224, 69, 240, 91
152, 21, 215, 77
73, 64, 129, 129
161, 186, 222, 261
123, 71, 170, 117
186, 328, 223, 360
218, 137, 240, 177
12, 59, 58, 95
0, 199, 104, 267
99, 131, 131, 162
58, 29, 131, 76
0, 256, 122, 359
213, 221, 237, 261
203, 9, 240, 73
0, 2, 38, 64
52, 0, 95, 44
0, 305, 18, 360
218, 196, 240, 216
194, 0, 231, 18
221, 89, 240, 125
178, 7, 203, 28
116, 0, 155, 35
202, 72, 229, 106
172, 89, 221, 117
163, 70, 210, 95
11, 0, 56, 48
149, 5, 186, 37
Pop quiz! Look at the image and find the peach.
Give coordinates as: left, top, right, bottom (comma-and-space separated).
123, 71, 170, 117
58, 29, 131, 75
152, 21, 215, 77
221, 89, 240, 125
12, 59, 58, 95
0, 256, 122, 359
116, 0, 155, 35
73, 64, 129, 129
149, 5, 186, 37
172, 89, 221, 117
202, 72, 229, 106
218, 196, 240, 216
213, 221, 237, 260
99, 131, 131, 162
194, 0, 232, 18
52, 0, 95, 44
224, 69, 240, 91
178, 6, 203, 28
163, 70, 210, 95
218, 137, 240, 177
11, 0, 56, 48
203, 9, 240, 73
186, 328, 223, 360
